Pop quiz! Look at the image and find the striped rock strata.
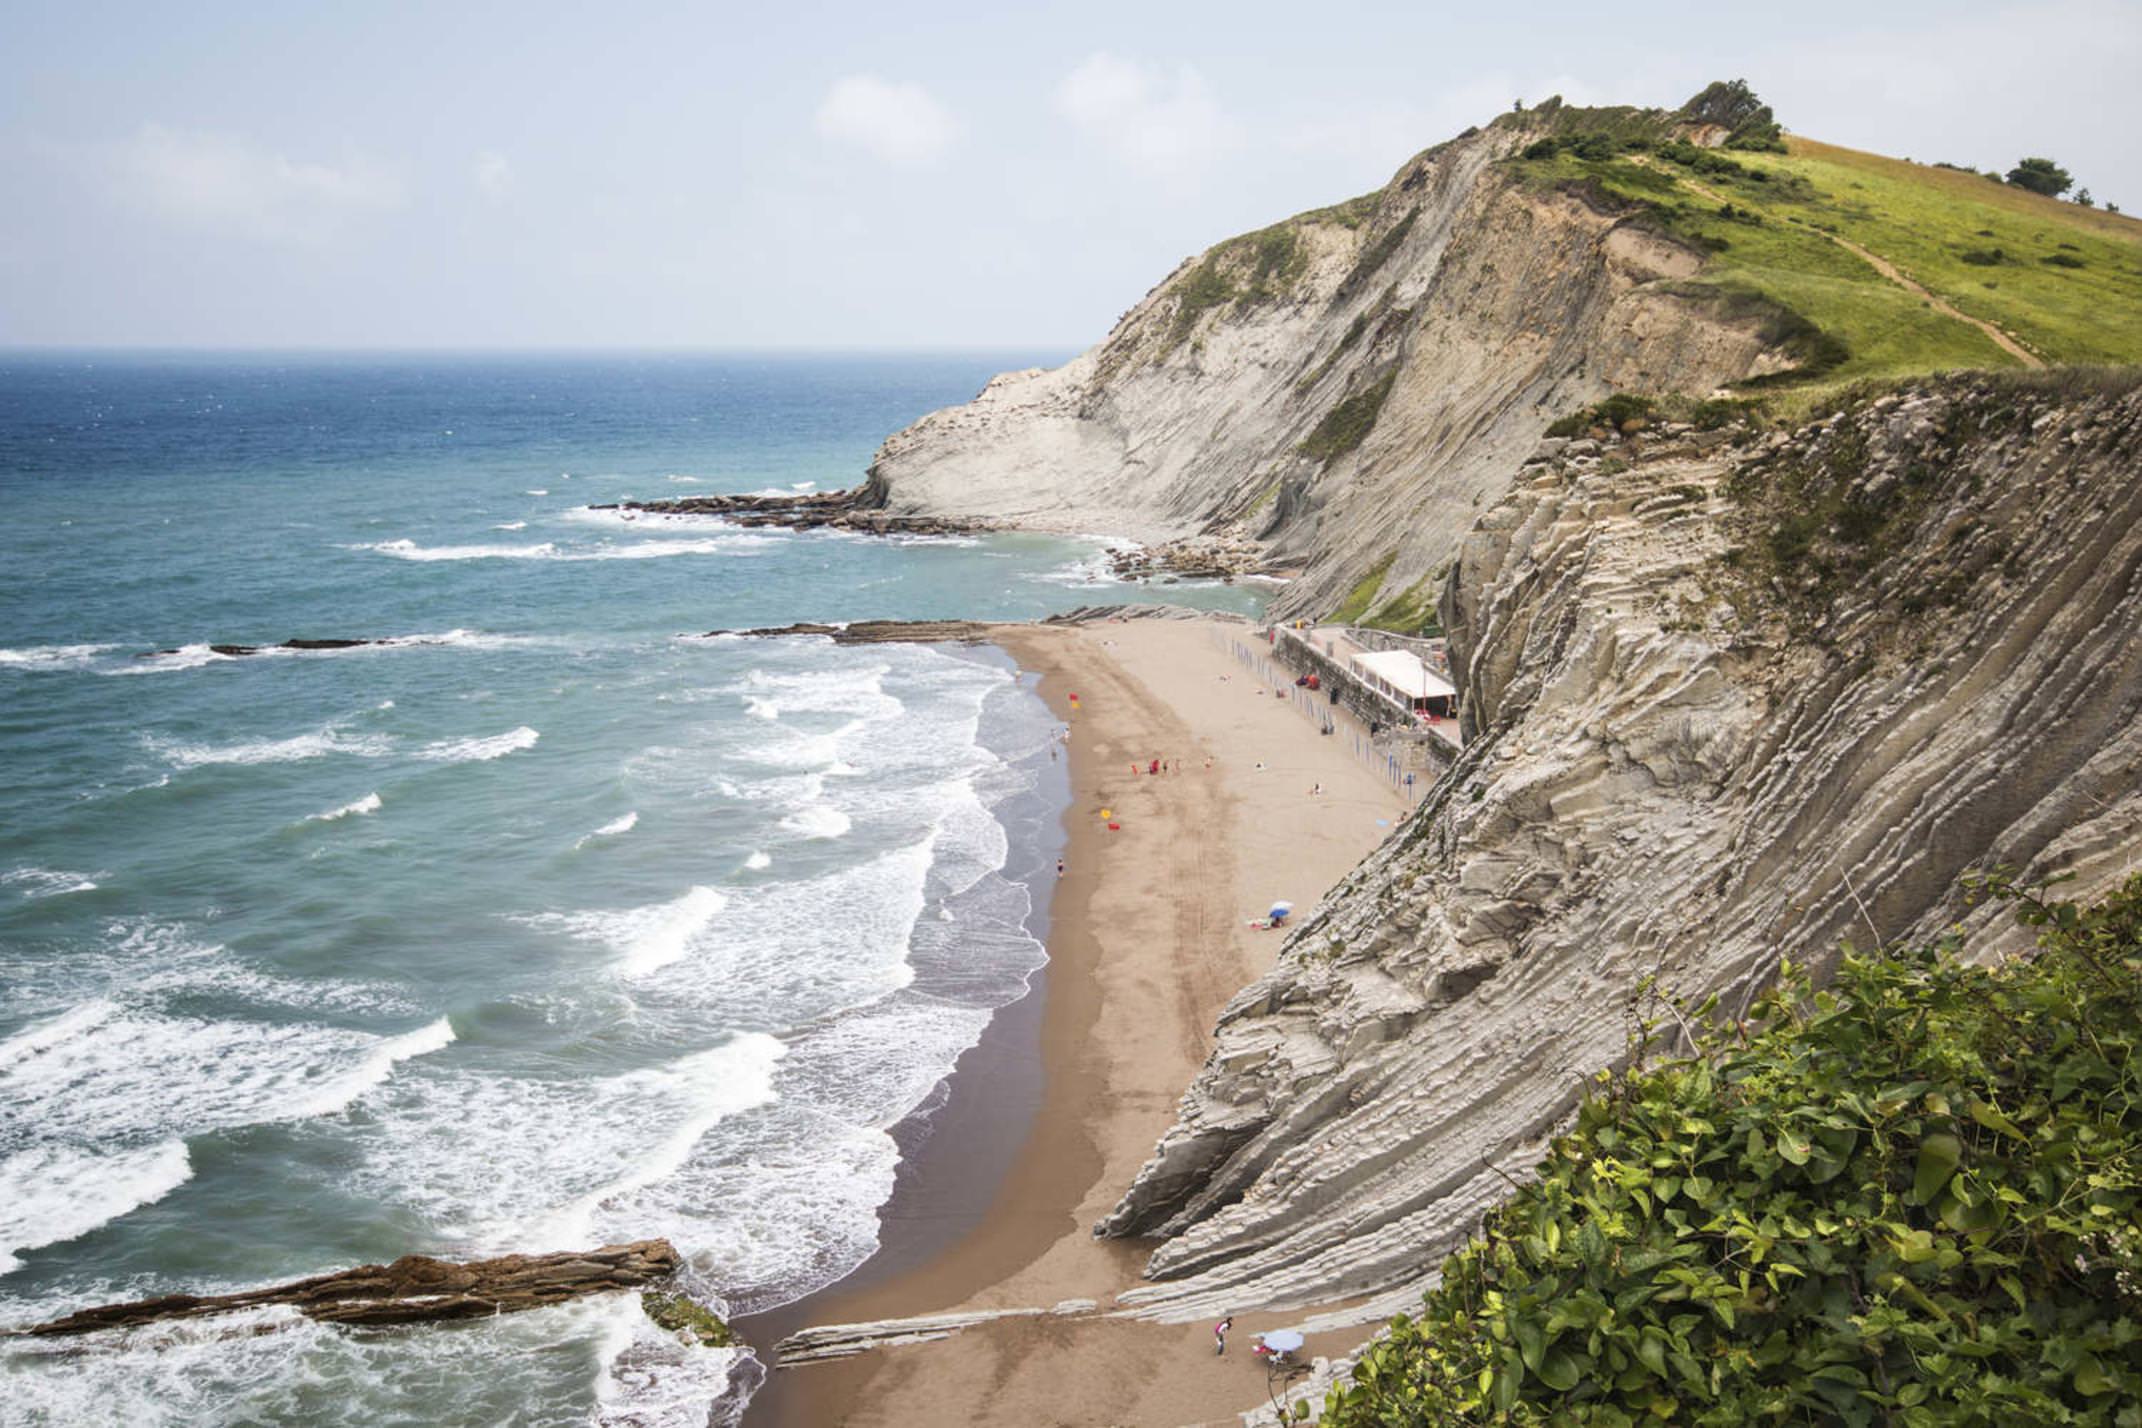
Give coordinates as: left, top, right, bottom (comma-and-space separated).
866, 114, 1809, 621
1098, 373, 2142, 1329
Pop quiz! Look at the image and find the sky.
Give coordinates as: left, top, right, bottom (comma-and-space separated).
2, 0, 2136, 349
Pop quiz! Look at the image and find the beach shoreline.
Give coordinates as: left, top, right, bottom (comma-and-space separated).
737, 618, 1409, 1427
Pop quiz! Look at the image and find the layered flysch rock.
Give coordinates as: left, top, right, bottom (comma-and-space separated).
1096, 374, 2142, 1326
867, 117, 1804, 620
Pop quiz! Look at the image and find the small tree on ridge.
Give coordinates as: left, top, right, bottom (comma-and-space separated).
2007, 156, 2074, 197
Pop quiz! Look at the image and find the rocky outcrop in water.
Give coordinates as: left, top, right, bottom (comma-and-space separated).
699, 619, 998, 644
17, 1240, 685, 1337
141, 638, 383, 659
1105, 534, 1271, 582
592, 488, 990, 537
865, 112, 1807, 622
1096, 373, 2142, 1328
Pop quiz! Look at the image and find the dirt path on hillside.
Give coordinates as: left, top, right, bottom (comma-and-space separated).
1645, 161, 2046, 370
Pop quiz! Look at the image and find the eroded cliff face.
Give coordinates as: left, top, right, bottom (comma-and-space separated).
867, 123, 1797, 619
1096, 373, 2142, 1327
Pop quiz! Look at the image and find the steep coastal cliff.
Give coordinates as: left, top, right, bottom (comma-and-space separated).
867, 109, 1801, 619
864, 96, 2142, 635
1094, 372, 2142, 1330
813, 87, 2142, 1424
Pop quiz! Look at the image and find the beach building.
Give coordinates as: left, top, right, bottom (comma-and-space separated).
1349, 647, 1457, 722
1259, 624, 1464, 781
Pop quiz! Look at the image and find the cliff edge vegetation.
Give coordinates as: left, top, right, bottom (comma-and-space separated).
1320, 873, 2141, 1426
865, 84, 2142, 630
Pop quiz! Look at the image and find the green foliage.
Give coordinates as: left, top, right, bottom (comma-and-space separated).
1169, 256, 1237, 345
1331, 550, 1396, 624
1690, 396, 1763, 431
1505, 126, 2142, 386
1323, 873, 2142, 1427
1243, 223, 1309, 298
1657, 140, 1775, 184
1495, 97, 1686, 148
2042, 253, 2087, 270
1546, 393, 1657, 439
1679, 79, 1785, 151
1301, 370, 1399, 462
1338, 209, 1420, 300
1362, 571, 1443, 635
2006, 157, 2074, 198
640, 1291, 736, 1348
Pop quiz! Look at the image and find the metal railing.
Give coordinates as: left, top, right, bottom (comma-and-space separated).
1214, 629, 1426, 804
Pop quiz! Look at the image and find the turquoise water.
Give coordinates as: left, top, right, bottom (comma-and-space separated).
0, 353, 1262, 1424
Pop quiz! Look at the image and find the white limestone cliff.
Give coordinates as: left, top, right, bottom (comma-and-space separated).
866, 117, 1799, 618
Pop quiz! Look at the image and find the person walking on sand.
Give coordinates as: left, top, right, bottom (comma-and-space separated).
1056, 857, 1065, 878
1215, 1316, 1233, 1356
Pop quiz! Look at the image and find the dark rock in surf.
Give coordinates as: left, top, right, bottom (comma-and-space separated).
590, 483, 992, 538
16, 1239, 684, 1337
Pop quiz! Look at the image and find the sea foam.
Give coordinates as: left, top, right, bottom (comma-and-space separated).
145, 727, 393, 769
0, 643, 118, 672
307, 792, 382, 822
0, 1139, 193, 1274
2, 867, 102, 899
355, 536, 764, 562
575, 811, 639, 849
417, 725, 539, 762
536, 885, 727, 978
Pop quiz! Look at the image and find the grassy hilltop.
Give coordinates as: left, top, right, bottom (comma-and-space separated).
1504, 97, 2142, 391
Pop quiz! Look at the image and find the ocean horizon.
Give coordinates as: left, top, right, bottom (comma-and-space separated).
0, 351, 1264, 1424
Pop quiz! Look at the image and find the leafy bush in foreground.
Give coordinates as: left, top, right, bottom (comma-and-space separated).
1321, 873, 2142, 1426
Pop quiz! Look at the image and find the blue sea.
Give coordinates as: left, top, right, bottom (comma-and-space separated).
0, 353, 1261, 1425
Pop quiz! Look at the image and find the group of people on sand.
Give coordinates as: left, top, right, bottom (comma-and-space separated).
1132, 756, 1179, 776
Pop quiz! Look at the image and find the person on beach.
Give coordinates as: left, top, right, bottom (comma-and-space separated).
1149, 758, 1160, 776
1215, 1316, 1233, 1355
1056, 857, 1065, 878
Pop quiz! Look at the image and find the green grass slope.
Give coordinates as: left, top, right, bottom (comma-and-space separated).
1508, 126, 2142, 390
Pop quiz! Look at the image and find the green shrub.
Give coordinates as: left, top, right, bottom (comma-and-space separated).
1337, 210, 1420, 300
1959, 248, 2005, 266
1690, 397, 1761, 430
1322, 872, 2142, 1427
1169, 257, 1236, 343
1301, 370, 1399, 461
1546, 393, 1658, 439
1332, 550, 1396, 623
1679, 79, 1785, 151
2006, 157, 2074, 198
641, 1291, 736, 1348
2041, 253, 2087, 270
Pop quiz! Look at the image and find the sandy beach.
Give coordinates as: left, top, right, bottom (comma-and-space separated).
741, 616, 1409, 1427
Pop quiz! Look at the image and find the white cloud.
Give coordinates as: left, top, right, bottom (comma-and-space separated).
472, 150, 512, 201
107, 124, 404, 242
1054, 53, 1234, 173
814, 75, 958, 167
